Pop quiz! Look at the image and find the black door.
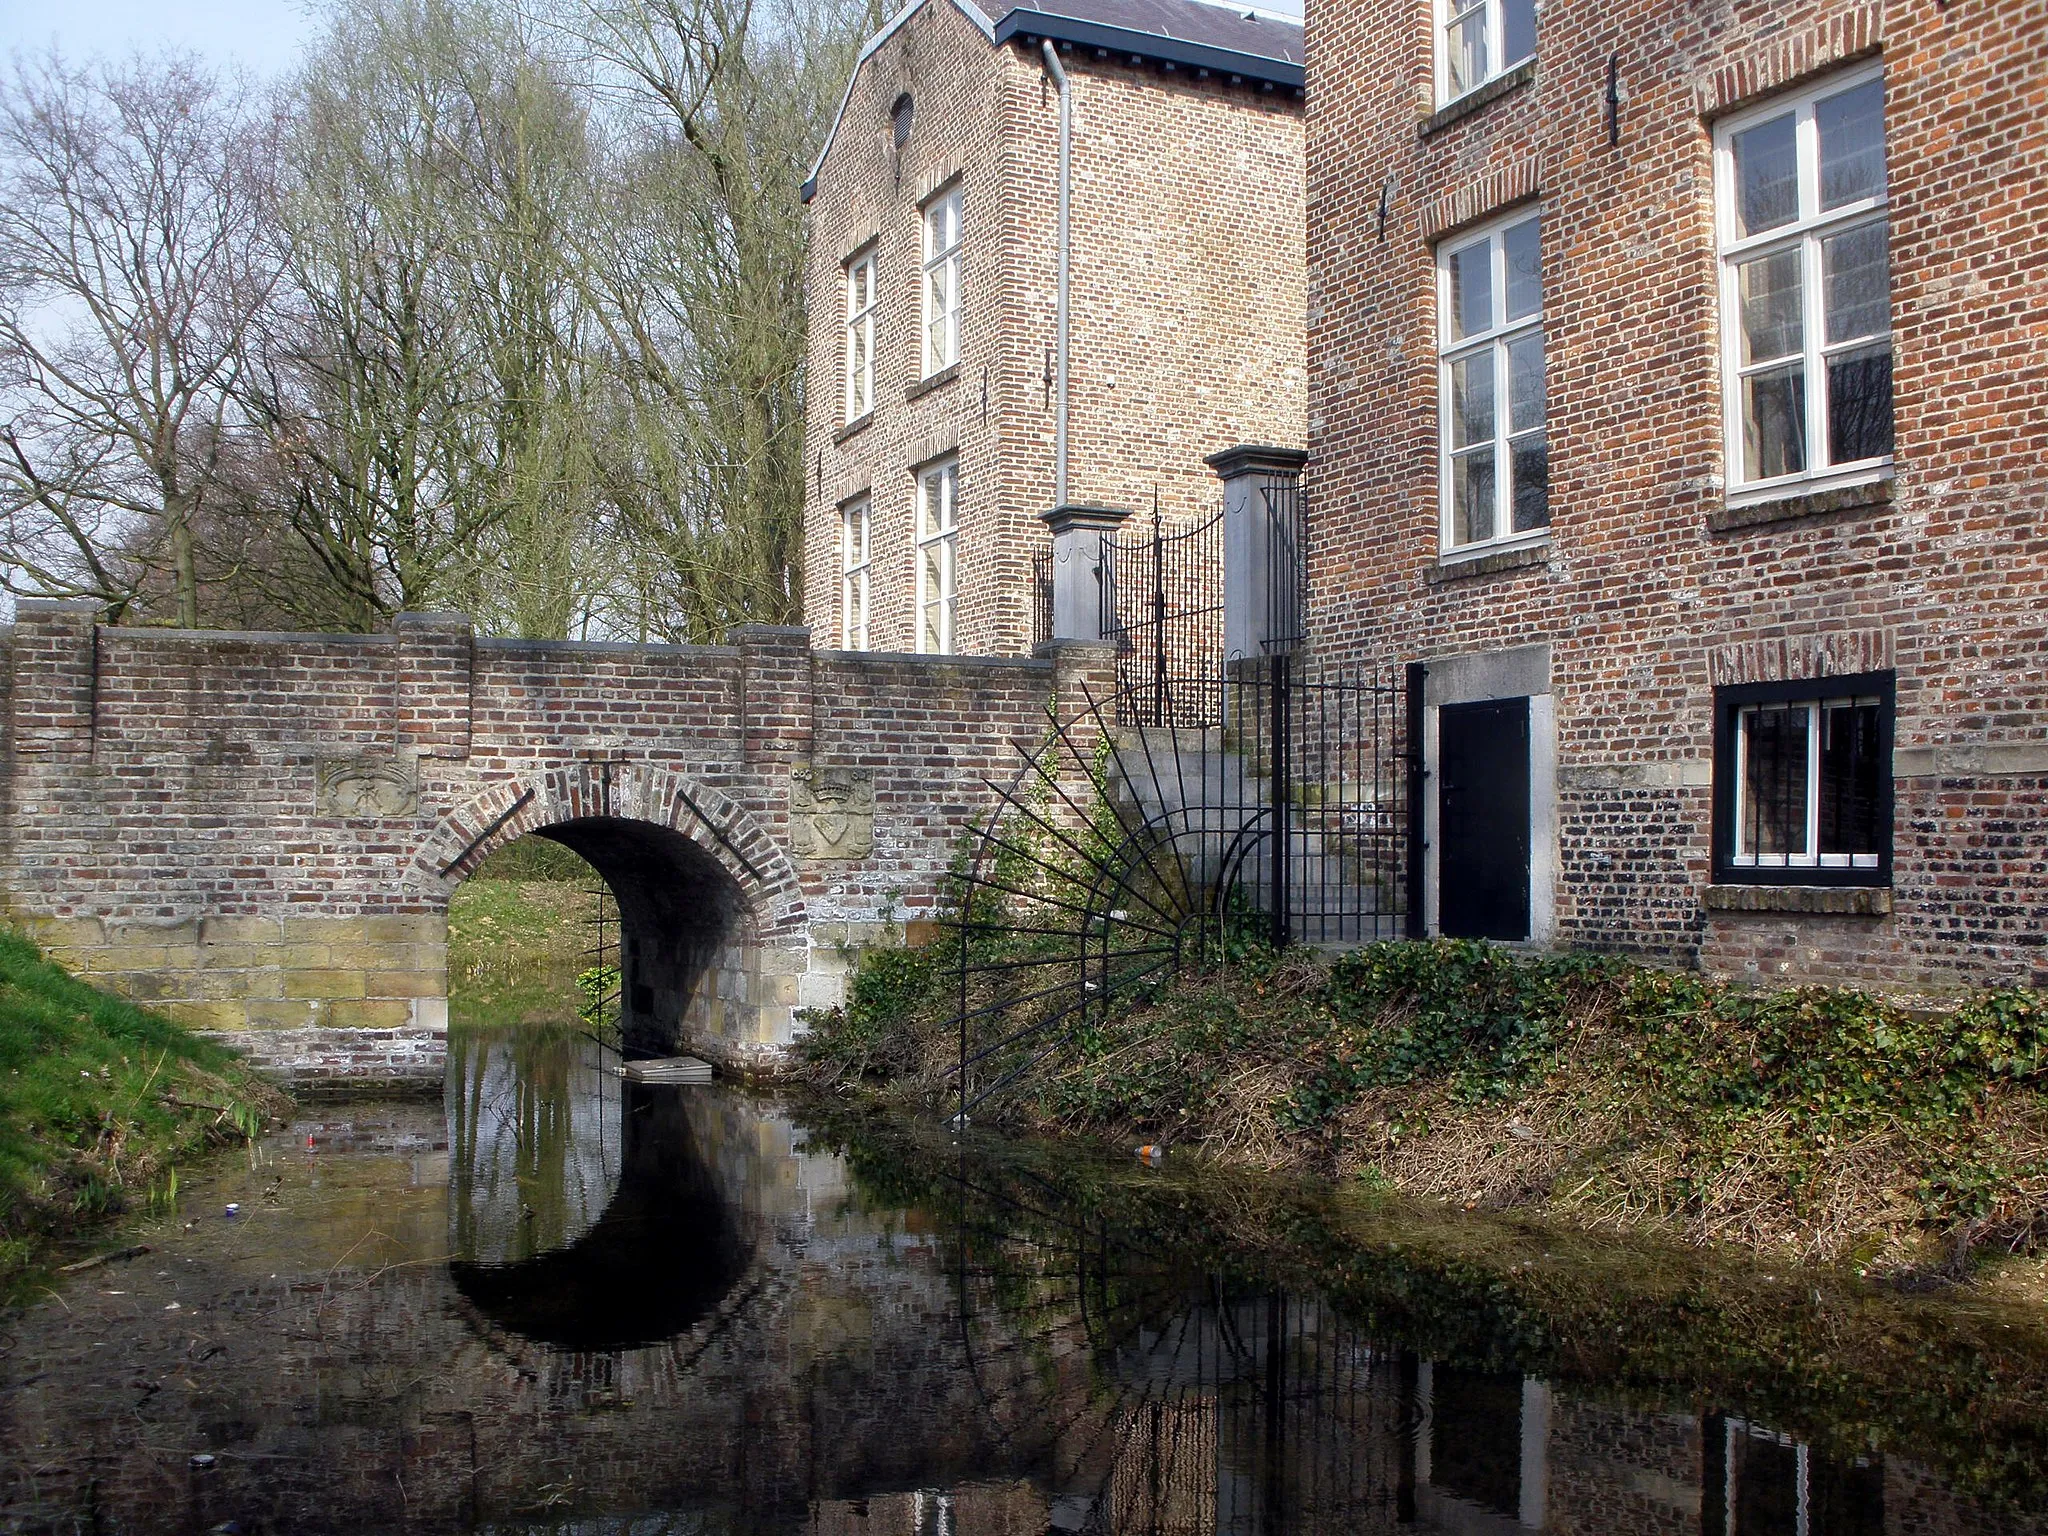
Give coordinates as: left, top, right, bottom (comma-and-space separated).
1437, 697, 1531, 940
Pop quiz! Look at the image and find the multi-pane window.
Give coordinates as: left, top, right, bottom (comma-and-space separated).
1714, 673, 1893, 886
1440, 0, 1535, 103
844, 250, 875, 423
1716, 67, 1893, 496
922, 186, 961, 377
840, 496, 870, 650
1438, 210, 1547, 552
916, 458, 957, 654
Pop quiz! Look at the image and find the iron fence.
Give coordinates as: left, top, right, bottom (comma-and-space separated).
1102, 503, 1225, 727
1031, 545, 1053, 651
949, 657, 1416, 1117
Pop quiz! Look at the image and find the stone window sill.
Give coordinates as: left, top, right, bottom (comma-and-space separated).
1419, 61, 1535, 138
833, 412, 873, 446
906, 362, 959, 402
1707, 476, 1892, 533
1704, 884, 1892, 916
1426, 539, 1551, 584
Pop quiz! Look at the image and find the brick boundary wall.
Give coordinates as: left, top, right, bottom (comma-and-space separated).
0, 598, 1118, 1091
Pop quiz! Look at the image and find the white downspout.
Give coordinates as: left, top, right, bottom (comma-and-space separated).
1042, 39, 1071, 508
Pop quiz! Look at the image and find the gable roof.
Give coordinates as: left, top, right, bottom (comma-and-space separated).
802, 0, 1303, 202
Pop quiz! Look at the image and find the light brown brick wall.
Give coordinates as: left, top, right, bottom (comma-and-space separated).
1305, 0, 2048, 990
802, 0, 1306, 659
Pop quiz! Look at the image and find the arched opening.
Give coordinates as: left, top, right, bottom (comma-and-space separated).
440, 813, 762, 1348
446, 814, 757, 1058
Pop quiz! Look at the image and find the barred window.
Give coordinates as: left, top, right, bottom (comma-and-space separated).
1713, 672, 1893, 886
1715, 66, 1893, 498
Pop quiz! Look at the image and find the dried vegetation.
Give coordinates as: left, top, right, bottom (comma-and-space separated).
801, 936, 2048, 1277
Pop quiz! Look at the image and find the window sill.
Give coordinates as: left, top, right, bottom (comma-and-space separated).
1703, 884, 1892, 917
1707, 476, 1892, 533
906, 362, 960, 401
833, 412, 874, 445
1419, 60, 1535, 139
1426, 538, 1551, 584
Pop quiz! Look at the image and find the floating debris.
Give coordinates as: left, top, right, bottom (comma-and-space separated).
619, 1056, 713, 1085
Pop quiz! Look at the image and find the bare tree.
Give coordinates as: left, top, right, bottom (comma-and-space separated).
574, 0, 878, 641
0, 52, 279, 625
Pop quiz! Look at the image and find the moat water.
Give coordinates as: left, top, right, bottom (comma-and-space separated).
6, 1024, 2048, 1534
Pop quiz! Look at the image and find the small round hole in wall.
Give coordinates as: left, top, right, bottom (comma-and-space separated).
891, 93, 914, 150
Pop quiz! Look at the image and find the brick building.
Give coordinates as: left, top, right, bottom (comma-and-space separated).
799, 0, 1308, 658
1302, 0, 2048, 991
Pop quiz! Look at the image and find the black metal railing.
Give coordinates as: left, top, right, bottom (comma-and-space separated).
1102, 502, 1225, 727
949, 657, 1415, 1117
1030, 545, 1053, 650
1262, 481, 1307, 655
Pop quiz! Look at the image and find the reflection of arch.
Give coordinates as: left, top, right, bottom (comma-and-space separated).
407, 765, 807, 1055
450, 1082, 751, 1351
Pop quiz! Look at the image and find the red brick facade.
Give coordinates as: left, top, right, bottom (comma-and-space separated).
1304, 0, 2048, 991
800, 0, 1307, 658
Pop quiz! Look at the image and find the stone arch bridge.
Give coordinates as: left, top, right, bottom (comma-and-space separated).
0, 601, 1114, 1090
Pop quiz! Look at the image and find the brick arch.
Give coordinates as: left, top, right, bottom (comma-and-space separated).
403, 762, 805, 941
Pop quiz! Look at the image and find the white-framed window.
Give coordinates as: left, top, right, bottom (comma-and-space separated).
844, 248, 876, 423
1713, 672, 1892, 886
1438, 0, 1535, 104
921, 185, 962, 377
1437, 208, 1547, 553
915, 458, 957, 654
840, 495, 870, 650
1715, 65, 1893, 500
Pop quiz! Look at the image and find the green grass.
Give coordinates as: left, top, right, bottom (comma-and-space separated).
447, 876, 606, 1028
0, 929, 287, 1301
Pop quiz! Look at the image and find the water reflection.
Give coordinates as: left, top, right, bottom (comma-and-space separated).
1, 1025, 2045, 1534
446, 1028, 748, 1351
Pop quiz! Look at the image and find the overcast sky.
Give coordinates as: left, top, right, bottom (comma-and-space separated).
1, 0, 314, 77
0, 0, 1298, 80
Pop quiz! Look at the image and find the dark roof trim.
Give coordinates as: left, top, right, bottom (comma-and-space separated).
991, 10, 1304, 90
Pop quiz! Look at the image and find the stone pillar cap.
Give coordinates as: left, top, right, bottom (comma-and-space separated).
1204, 444, 1309, 477
1039, 503, 1133, 533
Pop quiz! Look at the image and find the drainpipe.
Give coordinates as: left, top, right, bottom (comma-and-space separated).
1042, 39, 1071, 508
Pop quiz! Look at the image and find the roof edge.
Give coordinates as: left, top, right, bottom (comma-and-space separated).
990, 8, 1303, 89
803, 0, 999, 203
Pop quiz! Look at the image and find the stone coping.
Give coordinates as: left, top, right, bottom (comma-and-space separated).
1703, 884, 1892, 917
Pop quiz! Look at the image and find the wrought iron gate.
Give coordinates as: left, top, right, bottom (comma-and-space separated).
1102, 504, 1225, 725
948, 659, 1418, 1118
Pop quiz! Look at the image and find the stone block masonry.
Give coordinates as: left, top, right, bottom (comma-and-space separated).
0, 598, 1119, 1091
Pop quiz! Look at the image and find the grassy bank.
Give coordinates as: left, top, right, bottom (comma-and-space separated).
447, 839, 612, 1028
799, 937, 2048, 1276
0, 930, 289, 1301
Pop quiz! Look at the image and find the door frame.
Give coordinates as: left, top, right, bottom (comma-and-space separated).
1420, 643, 1556, 944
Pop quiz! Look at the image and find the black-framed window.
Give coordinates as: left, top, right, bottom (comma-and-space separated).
1712, 670, 1893, 887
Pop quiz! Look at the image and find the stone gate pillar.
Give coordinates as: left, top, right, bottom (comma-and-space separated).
1209, 444, 1309, 661
1038, 504, 1130, 643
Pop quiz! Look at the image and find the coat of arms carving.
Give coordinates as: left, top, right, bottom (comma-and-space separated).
790, 764, 875, 859
316, 754, 420, 820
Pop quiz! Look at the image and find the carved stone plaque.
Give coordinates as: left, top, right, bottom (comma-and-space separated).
316, 754, 420, 820
790, 764, 874, 859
